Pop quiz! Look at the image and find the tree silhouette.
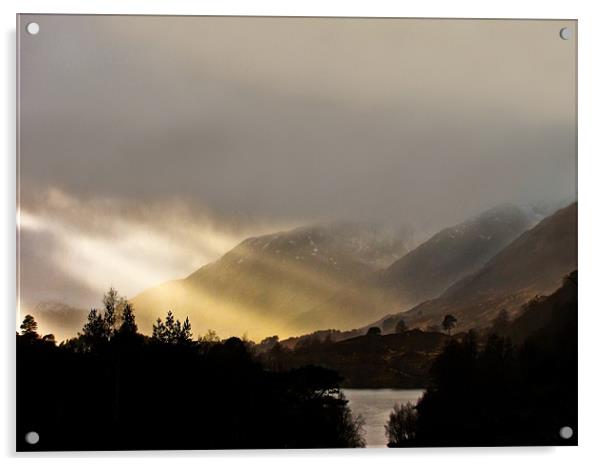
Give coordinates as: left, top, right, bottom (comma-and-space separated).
118, 302, 138, 335
103, 289, 117, 337
152, 317, 167, 342
198, 329, 220, 344
165, 310, 178, 342
79, 288, 134, 348
366, 326, 381, 336
81, 309, 106, 340
153, 311, 193, 344
256, 335, 278, 352
20, 314, 39, 337
386, 402, 418, 446
441, 314, 458, 336
395, 319, 408, 334
102, 287, 126, 339
178, 317, 193, 345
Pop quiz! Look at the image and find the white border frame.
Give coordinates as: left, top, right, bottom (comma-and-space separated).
3, 1, 601, 465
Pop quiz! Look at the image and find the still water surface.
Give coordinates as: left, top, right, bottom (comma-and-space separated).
343, 388, 425, 448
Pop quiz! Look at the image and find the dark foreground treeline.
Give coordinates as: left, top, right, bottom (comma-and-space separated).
387, 271, 578, 447
17, 294, 364, 450
18, 271, 577, 449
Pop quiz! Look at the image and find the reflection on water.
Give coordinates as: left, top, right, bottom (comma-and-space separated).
343, 388, 425, 448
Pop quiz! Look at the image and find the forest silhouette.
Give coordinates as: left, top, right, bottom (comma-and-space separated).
16, 288, 364, 451
386, 271, 578, 447
17, 272, 577, 449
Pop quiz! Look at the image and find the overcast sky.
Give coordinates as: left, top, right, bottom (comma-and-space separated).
18, 15, 576, 309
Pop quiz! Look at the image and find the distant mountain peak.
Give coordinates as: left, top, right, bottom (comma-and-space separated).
380, 202, 531, 305
372, 202, 577, 334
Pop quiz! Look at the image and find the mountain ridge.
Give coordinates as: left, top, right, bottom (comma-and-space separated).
367, 202, 577, 333
286, 203, 534, 334
132, 221, 413, 339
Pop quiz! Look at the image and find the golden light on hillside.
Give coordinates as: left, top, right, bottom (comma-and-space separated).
132, 237, 391, 341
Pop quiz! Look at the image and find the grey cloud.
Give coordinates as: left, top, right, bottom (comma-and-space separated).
18, 15, 577, 306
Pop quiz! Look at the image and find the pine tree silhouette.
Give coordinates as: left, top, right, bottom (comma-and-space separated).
20, 314, 39, 338
102, 287, 125, 339
119, 303, 138, 335
152, 317, 167, 342
82, 309, 106, 340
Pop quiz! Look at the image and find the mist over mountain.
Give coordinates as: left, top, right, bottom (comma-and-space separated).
288, 203, 535, 334
132, 202, 548, 340
371, 202, 577, 333
381, 204, 532, 303
33, 201, 575, 342
132, 222, 413, 339
20, 302, 88, 342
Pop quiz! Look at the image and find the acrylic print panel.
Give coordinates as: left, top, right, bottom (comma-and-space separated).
16, 15, 577, 450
